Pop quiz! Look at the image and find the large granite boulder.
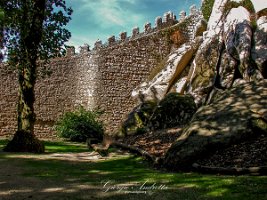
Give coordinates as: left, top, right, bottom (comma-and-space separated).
149, 93, 197, 130
131, 0, 266, 106
223, 6, 253, 80
120, 101, 157, 136
252, 15, 267, 78
120, 94, 197, 136
132, 37, 202, 102
164, 80, 267, 170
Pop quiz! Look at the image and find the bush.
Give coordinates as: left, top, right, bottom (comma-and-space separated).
55, 107, 104, 142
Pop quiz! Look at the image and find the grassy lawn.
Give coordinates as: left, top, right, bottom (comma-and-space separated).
0, 140, 266, 200
0, 139, 89, 153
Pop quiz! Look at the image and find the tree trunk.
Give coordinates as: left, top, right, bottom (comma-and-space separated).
4, 0, 46, 153
18, 63, 36, 133
4, 61, 44, 153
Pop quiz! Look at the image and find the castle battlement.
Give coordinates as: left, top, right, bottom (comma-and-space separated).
65, 4, 201, 57
0, 4, 203, 138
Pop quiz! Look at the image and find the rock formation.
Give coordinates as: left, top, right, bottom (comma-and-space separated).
129, 0, 267, 170
132, 0, 266, 106
164, 80, 267, 170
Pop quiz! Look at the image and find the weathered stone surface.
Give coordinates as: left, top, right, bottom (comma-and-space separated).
219, 49, 237, 88
164, 80, 267, 170
224, 6, 252, 80
195, 19, 207, 37
252, 16, 267, 78
120, 101, 157, 136
186, 37, 221, 105
251, 0, 267, 13
149, 93, 197, 130
132, 37, 202, 102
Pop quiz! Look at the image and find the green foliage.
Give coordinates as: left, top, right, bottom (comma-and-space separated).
0, 0, 73, 63
223, 0, 255, 19
149, 93, 197, 130
201, 0, 215, 21
55, 107, 104, 142
120, 101, 157, 136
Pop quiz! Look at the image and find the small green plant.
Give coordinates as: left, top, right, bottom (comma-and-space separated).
55, 106, 104, 142
201, 0, 215, 21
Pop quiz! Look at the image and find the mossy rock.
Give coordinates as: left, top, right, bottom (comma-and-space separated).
249, 118, 267, 135
4, 130, 45, 153
120, 101, 157, 136
149, 93, 197, 130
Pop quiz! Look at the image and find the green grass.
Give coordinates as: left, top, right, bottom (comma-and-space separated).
44, 141, 89, 153
0, 140, 266, 200
0, 139, 89, 153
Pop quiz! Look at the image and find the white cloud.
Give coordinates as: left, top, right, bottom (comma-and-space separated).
65, 0, 202, 48
78, 0, 145, 28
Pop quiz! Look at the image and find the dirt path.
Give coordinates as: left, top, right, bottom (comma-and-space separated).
0, 151, 130, 200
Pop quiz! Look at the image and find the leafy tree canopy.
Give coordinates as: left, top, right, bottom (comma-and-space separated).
0, 0, 73, 64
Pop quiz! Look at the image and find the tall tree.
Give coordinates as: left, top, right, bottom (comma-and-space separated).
0, 0, 72, 153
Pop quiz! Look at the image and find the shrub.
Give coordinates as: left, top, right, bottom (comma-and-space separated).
55, 106, 104, 142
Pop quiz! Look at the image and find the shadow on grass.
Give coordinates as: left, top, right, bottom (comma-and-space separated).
0, 150, 266, 200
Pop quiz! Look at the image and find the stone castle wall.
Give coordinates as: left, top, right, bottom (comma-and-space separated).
0, 6, 202, 138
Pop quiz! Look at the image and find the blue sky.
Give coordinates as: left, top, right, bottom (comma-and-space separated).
65, 0, 201, 51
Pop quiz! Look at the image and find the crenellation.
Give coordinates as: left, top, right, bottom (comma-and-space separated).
94, 39, 103, 50
144, 22, 152, 33
108, 35, 116, 45
179, 10, 186, 21
80, 44, 90, 54
120, 31, 127, 41
132, 27, 140, 38
155, 16, 163, 28
190, 4, 198, 16
65, 46, 75, 57
89, 5, 201, 49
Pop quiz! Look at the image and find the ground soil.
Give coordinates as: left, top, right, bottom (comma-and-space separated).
0, 151, 132, 200
120, 128, 267, 168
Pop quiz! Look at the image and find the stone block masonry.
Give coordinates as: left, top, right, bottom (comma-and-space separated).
0, 6, 202, 138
